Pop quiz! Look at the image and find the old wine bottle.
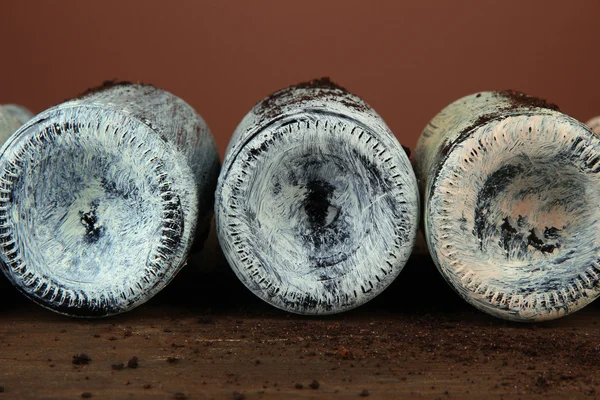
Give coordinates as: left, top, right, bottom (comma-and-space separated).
416, 91, 600, 321
215, 78, 419, 314
0, 82, 220, 316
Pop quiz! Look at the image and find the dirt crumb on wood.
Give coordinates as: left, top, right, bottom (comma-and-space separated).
127, 356, 139, 368
72, 353, 92, 365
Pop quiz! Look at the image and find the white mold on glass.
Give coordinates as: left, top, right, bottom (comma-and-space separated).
215, 78, 419, 315
0, 105, 33, 145
416, 91, 600, 322
586, 116, 600, 134
0, 82, 220, 317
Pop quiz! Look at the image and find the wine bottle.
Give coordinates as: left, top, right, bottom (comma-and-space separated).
415, 90, 600, 321
215, 78, 419, 314
0, 82, 220, 316
0, 104, 33, 145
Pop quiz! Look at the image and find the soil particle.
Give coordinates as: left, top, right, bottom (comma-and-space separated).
258, 77, 368, 122
167, 357, 179, 364
81, 393, 92, 398
72, 354, 91, 365
498, 90, 560, 112
127, 356, 138, 369
233, 392, 245, 400
174, 393, 187, 400
294, 77, 347, 92
0, 386, 4, 393
535, 374, 549, 387
76, 80, 150, 100
309, 380, 320, 389
295, 383, 303, 389
359, 389, 370, 397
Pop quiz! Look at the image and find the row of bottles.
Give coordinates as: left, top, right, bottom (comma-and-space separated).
1, 79, 598, 322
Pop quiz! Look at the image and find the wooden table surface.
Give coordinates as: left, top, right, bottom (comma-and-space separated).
1, 247, 600, 400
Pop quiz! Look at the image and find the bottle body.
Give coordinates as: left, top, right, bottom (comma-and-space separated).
216, 79, 419, 315
416, 91, 600, 321
0, 105, 33, 145
586, 116, 600, 134
0, 83, 220, 316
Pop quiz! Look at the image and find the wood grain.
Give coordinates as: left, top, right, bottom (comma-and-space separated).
1, 250, 600, 400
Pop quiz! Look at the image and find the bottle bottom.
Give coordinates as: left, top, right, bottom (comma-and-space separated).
217, 113, 419, 314
427, 113, 600, 321
0, 106, 197, 316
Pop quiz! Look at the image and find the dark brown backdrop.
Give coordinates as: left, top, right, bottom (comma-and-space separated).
1, 1, 598, 155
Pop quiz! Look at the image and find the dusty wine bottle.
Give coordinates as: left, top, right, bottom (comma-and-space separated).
0, 82, 220, 316
215, 78, 419, 314
415, 90, 600, 322
0, 104, 33, 145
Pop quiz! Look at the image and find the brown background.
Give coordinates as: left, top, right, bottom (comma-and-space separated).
0, 1, 598, 156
